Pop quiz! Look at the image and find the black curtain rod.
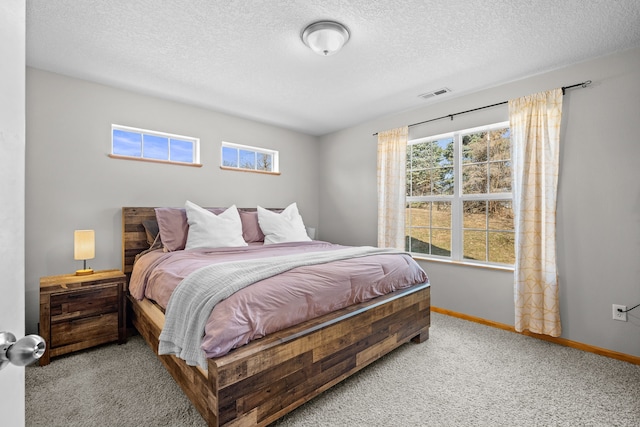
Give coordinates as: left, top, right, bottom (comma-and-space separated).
372, 80, 592, 136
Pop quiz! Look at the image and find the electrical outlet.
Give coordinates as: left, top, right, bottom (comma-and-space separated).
612, 304, 627, 322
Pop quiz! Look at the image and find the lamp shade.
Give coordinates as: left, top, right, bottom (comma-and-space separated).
74, 230, 95, 261
302, 21, 350, 56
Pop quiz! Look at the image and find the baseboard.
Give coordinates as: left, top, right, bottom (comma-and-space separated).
431, 306, 640, 366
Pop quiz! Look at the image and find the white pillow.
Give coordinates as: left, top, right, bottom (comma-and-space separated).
184, 201, 247, 249
257, 202, 311, 245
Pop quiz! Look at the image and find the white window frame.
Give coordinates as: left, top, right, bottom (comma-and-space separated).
406, 121, 514, 267
220, 141, 280, 174
110, 124, 201, 166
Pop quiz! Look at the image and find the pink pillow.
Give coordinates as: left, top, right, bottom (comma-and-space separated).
239, 211, 265, 243
155, 207, 225, 251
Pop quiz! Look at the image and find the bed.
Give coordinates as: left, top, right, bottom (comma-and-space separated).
122, 206, 430, 427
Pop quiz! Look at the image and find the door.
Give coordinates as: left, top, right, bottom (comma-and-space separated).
0, 1, 26, 426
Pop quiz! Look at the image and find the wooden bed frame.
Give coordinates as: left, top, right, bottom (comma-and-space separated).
122, 207, 430, 427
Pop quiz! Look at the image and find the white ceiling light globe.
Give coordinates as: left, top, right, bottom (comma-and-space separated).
302, 21, 350, 56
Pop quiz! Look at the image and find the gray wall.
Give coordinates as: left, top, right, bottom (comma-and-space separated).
26, 47, 640, 359
319, 46, 640, 357
25, 69, 320, 333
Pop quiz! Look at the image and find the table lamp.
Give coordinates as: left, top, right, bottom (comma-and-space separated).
74, 229, 95, 275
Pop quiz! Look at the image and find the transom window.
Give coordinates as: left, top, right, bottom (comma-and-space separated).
405, 121, 515, 266
111, 125, 200, 166
221, 141, 279, 174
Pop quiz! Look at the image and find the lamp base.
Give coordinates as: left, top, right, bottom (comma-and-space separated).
75, 268, 94, 276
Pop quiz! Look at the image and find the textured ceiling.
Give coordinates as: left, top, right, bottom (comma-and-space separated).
26, 0, 640, 136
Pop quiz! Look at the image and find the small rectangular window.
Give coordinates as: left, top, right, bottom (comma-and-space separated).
111, 125, 200, 166
221, 141, 279, 174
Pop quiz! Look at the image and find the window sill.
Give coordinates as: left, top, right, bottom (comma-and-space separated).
109, 154, 202, 167
220, 166, 281, 176
411, 255, 514, 272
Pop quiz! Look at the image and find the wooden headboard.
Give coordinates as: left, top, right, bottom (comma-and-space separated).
121, 206, 280, 279
122, 207, 158, 277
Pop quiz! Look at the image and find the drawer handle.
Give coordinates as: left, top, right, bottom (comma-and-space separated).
67, 290, 101, 299
69, 314, 105, 323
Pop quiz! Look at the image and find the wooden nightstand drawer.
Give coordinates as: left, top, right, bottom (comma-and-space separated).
50, 285, 119, 322
39, 269, 127, 365
51, 312, 119, 348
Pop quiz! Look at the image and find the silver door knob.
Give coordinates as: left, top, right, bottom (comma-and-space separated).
0, 331, 46, 371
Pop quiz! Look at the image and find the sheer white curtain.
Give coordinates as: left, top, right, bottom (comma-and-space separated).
509, 89, 563, 337
377, 126, 408, 249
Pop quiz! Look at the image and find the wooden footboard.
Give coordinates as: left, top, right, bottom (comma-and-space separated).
129, 283, 430, 426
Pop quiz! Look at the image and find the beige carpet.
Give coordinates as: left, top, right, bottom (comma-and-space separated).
26, 313, 640, 426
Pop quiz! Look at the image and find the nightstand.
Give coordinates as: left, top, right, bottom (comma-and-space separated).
39, 269, 127, 366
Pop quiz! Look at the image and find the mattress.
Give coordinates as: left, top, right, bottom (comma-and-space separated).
130, 241, 428, 358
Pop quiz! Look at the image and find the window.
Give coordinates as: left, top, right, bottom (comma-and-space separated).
405, 121, 515, 266
221, 141, 279, 174
111, 125, 200, 166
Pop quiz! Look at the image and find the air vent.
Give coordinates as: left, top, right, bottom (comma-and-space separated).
418, 87, 451, 100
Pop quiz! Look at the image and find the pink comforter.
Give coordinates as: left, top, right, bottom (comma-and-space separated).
130, 241, 428, 357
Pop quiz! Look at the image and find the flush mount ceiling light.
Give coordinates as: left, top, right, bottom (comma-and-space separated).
301, 21, 350, 56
